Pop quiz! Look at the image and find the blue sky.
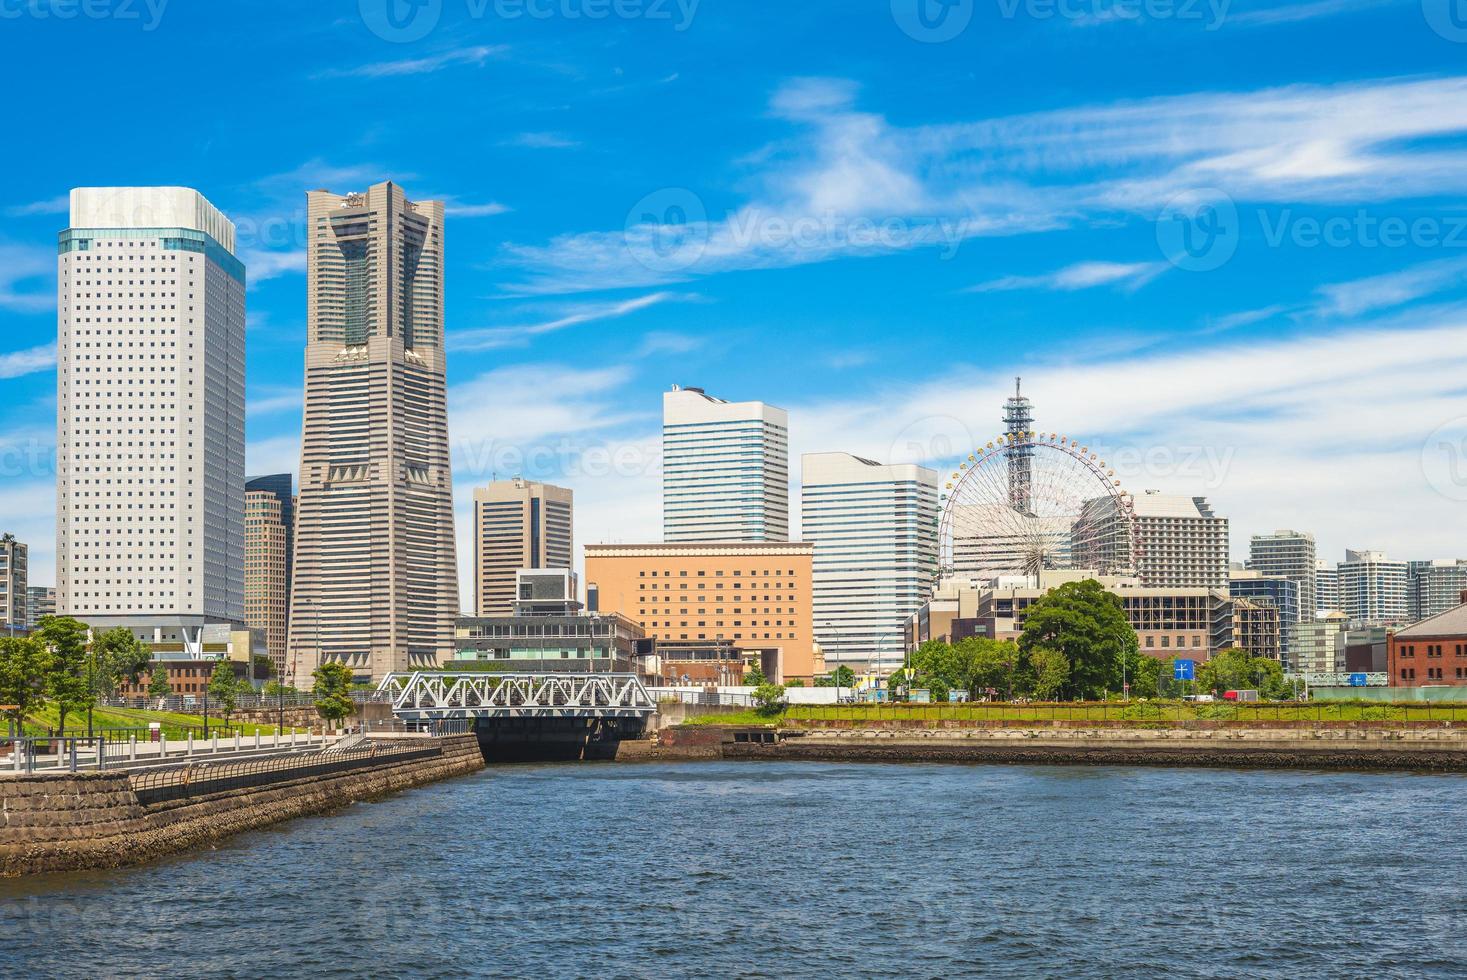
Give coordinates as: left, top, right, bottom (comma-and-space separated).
3, 0, 1467, 595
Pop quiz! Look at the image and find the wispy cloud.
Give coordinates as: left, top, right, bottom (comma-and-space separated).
0, 243, 54, 312
1228, 0, 1404, 27
501, 132, 581, 150
1313, 256, 1467, 318
316, 45, 507, 80
444, 199, 511, 218
0, 342, 56, 379
246, 387, 302, 417
450, 292, 694, 352
5, 194, 68, 217
502, 74, 1467, 295
637, 331, 703, 357
967, 260, 1168, 294
239, 247, 306, 285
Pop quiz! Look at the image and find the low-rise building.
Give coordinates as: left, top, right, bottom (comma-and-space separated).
1388, 596, 1467, 688
27, 586, 55, 629
1289, 612, 1349, 674
452, 569, 647, 673
586, 542, 817, 682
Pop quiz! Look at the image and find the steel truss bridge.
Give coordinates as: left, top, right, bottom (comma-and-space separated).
376, 672, 658, 721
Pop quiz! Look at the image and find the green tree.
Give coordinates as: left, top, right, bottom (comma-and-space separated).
1019, 580, 1137, 700
0, 636, 53, 733
1028, 647, 1071, 700
1121, 650, 1165, 699
752, 682, 787, 715
34, 616, 91, 735
744, 662, 767, 687
147, 666, 172, 701
816, 664, 857, 688
208, 660, 240, 724
1198, 649, 1286, 699
312, 661, 356, 730
91, 626, 152, 699
964, 637, 1021, 700
262, 679, 296, 697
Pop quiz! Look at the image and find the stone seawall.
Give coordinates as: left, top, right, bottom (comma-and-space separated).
0, 735, 485, 877
700, 727, 1467, 772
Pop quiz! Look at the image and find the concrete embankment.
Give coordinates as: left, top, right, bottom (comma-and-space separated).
0, 735, 484, 877
642, 726, 1467, 772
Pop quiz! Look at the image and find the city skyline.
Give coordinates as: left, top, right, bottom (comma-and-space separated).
3, 5, 1467, 599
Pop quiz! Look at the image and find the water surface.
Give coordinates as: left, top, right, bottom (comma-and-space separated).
2, 762, 1463, 978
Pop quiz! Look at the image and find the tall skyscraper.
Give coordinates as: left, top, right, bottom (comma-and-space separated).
1077, 491, 1228, 589
801, 453, 938, 670
1247, 530, 1316, 626
663, 386, 789, 542
246, 474, 295, 600
244, 488, 290, 679
287, 181, 458, 683
56, 187, 245, 649
1, 535, 27, 633
1315, 559, 1340, 615
473, 479, 573, 616
1338, 549, 1409, 626
1408, 559, 1467, 622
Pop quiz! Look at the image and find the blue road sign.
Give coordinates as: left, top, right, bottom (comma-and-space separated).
1348, 673, 1368, 687
1174, 659, 1196, 681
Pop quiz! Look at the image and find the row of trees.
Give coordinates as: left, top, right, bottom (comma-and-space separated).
896, 580, 1299, 702
0, 616, 155, 733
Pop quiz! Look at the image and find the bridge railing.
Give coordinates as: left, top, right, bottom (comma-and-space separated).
377, 672, 658, 717
129, 742, 442, 805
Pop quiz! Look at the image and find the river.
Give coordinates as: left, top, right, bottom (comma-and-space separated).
2, 762, 1464, 978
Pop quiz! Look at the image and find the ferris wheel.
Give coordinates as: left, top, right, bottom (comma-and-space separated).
936, 431, 1142, 583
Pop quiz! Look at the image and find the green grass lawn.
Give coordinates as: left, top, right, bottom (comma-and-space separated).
20, 704, 305, 738
682, 700, 1467, 728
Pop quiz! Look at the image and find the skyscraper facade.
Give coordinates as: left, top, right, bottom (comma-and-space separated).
1247, 530, 1316, 626
1338, 549, 1410, 626
244, 488, 289, 679
663, 386, 789, 542
801, 452, 938, 670
287, 181, 458, 682
1228, 569, 1300, 664
473, 479, 574, 616
27, 586, 55, 629
1, 535, 26, 633
1408, 559, 1467, 622
56, 187, 245, 649
1078, 491, 1228, 589
1315, 559, 1340, 615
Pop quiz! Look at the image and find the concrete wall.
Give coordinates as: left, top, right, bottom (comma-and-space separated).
0, 735, 483, 877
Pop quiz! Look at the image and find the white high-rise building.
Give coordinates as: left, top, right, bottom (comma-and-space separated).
1338, 549, 1409, 626
802, 453, 938, 670
1076, 491, 1228, 589
663, 386, 789, 542
1247, 529, 1316, 626
1315, 559, 1340, 615
1408, 559, 1467, 622
56, 188, 245, 649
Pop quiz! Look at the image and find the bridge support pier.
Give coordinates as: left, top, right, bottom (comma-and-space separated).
472, 717, 647, 762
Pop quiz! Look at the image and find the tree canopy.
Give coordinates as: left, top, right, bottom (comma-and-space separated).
34, 616, 92, 734
1018, 580, 1138, 700
312, 661, 356, 728
0, 636, 52, 731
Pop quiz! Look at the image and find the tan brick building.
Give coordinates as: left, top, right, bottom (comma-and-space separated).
244, 489, 289, 679
585, 542, 817, 682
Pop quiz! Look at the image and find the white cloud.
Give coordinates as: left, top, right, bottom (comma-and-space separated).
968, 260, 1168, 293
246, 435, 300, 480
0, 243, 55, 312
502, 132, 581, 150
246, 388, 302, 417
0, 343, 56, 379
445, 200, 511, 217
240, 248, 306, 285
1227, 0, 1403, 27
636, 331, 703, 357
316, 45, 507, 80
503, 74, 1467, 295
450, 292, 693, 352
5, 194, 69, 217
1313, 256, 1467, 318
